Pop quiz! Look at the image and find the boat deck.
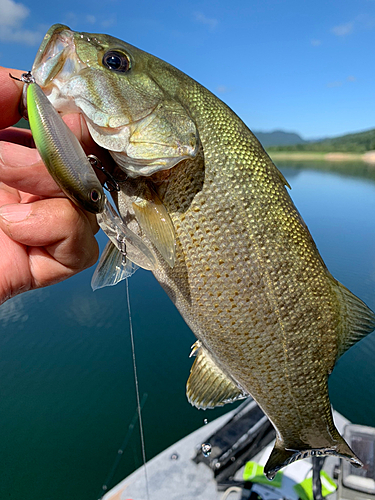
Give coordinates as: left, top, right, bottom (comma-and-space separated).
102, 403, 349, 500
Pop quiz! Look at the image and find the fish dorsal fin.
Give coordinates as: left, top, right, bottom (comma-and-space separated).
276, 168, 291, 189
91, 240, 139, 291
335, 281, 375, 360
132, 182, 176, 268
186, 341, 248, 409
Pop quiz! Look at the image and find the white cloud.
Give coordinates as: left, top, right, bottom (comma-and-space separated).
347, 75, 357, 82
64, 11, 78, 26
86, 14, 96, 24
101, 17, 116, 28
66, 11, 115, 29
0, 0, 28, 27
0, 26, 41, 44
216, 85, 231, 94
327, 81, 343, 88
0, 0, 42, 45
311, 39, 321, 46
331, 22, 353, 36
194, 12, 218, 31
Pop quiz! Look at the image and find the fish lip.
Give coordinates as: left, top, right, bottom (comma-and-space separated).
33, 25, 77, 86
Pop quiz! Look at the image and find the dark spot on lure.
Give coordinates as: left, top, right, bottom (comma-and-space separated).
91, 189, 100, 202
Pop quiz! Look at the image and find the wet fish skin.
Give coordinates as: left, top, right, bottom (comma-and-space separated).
31, 25, 375, 478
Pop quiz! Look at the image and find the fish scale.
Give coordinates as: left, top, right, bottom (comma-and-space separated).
31, 24, 375, 479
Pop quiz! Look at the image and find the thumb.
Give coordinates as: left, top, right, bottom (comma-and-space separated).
0, 203, 32, 223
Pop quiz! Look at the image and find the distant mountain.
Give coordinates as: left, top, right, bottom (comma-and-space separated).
266, 128, 375, 153
253, 130, 306, 147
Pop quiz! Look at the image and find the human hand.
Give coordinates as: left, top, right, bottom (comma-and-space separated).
0, 67, 106, 304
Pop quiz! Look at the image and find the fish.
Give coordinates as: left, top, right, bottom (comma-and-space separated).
30, 24, 375, 479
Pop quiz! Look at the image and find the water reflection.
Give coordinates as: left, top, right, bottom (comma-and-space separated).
276, 160, 375, 182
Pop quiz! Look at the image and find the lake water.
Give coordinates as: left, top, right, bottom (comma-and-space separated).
0, 161, 375, 500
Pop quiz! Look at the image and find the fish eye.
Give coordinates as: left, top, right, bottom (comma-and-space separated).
102, 50, 131, 72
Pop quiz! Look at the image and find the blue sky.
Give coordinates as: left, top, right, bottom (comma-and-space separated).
1, 0, 375, 139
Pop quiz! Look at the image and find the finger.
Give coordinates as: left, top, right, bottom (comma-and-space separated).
0, 115, 98, 196
0, 141, 61, 196
0, 127, 34, 148
0, 67, 25, 128
0, 198, 99, 287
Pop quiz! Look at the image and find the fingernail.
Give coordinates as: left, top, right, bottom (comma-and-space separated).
0, 204, 32, 222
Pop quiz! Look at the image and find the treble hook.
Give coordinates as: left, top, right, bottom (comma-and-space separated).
9, 71, 35, 84
87, 155, 121, 192
9, 71, 35, 120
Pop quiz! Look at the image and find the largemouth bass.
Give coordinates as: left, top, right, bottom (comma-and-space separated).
31, 24, 375, 479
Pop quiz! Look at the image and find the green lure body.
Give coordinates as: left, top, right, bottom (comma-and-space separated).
27, 82, 105, 214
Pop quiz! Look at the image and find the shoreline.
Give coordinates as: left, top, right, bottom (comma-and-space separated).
267, 151, 375, 164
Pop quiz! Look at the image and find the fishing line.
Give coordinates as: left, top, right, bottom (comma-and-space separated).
126, 277, 150, 500
98, 393, 148, 499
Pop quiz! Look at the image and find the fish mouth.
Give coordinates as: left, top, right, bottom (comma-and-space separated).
31, 25, 92, 118
31, 24, 152, 127
32, 25, 79, 87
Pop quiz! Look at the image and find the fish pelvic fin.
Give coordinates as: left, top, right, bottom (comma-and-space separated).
335, 281, 375, 360
91, 240, 139, 290
186, 341, 248, 409
264, 437, 363, 480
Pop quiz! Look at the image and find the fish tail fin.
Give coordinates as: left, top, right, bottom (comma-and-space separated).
264, 436, 363, 480
264, 443, 296, 480
333, 434, 363, 468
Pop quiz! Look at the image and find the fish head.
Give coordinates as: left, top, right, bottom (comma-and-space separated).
32, 24, 199, 177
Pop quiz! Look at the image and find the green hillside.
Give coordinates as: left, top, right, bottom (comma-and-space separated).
253, 130, 306, 147
267, 128, 375, 153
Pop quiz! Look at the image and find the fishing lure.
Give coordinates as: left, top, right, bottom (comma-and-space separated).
10, 72, 158, 275
24, 73, 105, 214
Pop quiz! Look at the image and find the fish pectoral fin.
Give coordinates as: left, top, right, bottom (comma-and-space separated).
264, 437, 363, 480
132, 183, 176, 268
186, 342, 248, 409
335, 280, 375, 361
91, 240, 139, 291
